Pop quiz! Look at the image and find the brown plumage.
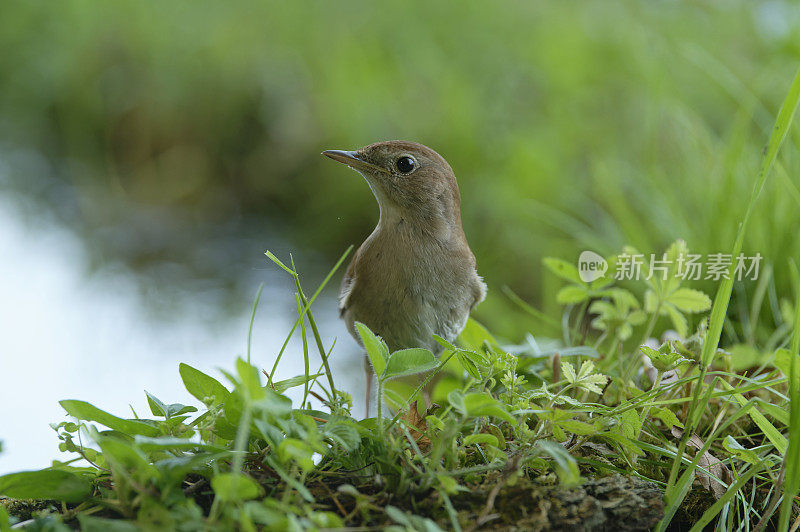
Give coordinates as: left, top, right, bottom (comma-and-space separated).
323, 141, 486, 415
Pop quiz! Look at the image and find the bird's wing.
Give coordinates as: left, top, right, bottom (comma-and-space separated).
338, 246, 361, 318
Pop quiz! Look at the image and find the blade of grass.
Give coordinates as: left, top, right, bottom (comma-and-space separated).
246, 283, 264, 365
719, 380, 787, 454
501, 285, 560, 329
658, 65, 800, 532
778, 260, 800, 530
748, 264, 772, 343
689, 462, 766, 532
290, 253, 344, 403
265, 246, 352, 397
307, 339, 336, 395
686, 376, 720, 433
295, 293, 310, 409
659, 398, 758, 527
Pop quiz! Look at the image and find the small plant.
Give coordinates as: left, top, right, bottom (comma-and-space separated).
1, 234, 799, 530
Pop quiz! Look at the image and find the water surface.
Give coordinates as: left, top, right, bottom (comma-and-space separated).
0, 193, 363, 474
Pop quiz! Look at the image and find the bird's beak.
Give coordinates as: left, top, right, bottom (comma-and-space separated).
322, 150, 388, 174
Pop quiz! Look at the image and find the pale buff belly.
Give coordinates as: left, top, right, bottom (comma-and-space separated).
342, 258, 471, 354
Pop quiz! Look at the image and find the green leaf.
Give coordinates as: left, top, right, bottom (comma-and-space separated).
462, 433, 499, 447
273, 373, 324, 393
210, 414, 238, 440
663, 303, 689, 338
774, 348, 799, 390
618, 409, 642, 440
537, 440, 582, 488
590, 275, 615, 290
277, 438, 315, 472
460, 348, 491, 367
640, 344, 688, 372
562, 361, 607, 394
78, 515, 140, 531
722, 436, 759, 464
145, 391, 197, 419
651, 407, 684, 429
457, 350, 482, 379
629, 309, 647, 326
556, 285, 589, 304
211, 473, 262, 502
383, 348, 438, 379
450, 392, 515, 424
576, 361, 606, 392
756, 398, 789, 425
323, 420, 361, 452
95, 433, 155, 477
666, 288, 711, 313
722, 381, 787, 454
236, 358, 265, 401
355, 322, 388, 377
385, 505, 443, 531
425, 415, 445, 431
690, 461, 766, 531
133, 436, 226, 452
529, 383, 580, 406
543, 257, 585, 285
447, 390, 465, 414
0, 469, 92, 503
179, 363, 230, 406
59, 400, 159, 437
561, 361, 576, 383
264, 250, 295, 275
433, 334, 457, 351
665, 239, 690, 266
610, 287, 640, 307
145, 391, 168, 418
437, 474, 465, 495
386, 506, 414, 528
601, 430, 643, 458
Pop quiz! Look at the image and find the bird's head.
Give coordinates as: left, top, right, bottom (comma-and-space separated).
322, 141, 463, 234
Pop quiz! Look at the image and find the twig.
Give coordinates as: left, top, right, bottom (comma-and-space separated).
470, 481, 503, 531
790, 510, 800, 532
183, 478, 208, 496
467, 455, 522, 532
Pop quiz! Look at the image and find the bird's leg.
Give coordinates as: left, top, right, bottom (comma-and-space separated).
364, 357, 373, 418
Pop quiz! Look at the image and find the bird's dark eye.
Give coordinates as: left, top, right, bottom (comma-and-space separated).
395, 156, 416, 174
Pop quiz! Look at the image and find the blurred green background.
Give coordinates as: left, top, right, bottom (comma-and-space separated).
2, 0, 799, 341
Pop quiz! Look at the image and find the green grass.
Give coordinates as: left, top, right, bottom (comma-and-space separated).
1, 233, 798, 529
657, 65, 800, 531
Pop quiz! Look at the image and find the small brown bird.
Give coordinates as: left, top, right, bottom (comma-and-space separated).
322, 141, 486, 414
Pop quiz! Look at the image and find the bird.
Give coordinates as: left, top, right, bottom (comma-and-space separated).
322, 140, 486, 416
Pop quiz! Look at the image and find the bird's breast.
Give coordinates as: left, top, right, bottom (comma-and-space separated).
342, 227, 478, 353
